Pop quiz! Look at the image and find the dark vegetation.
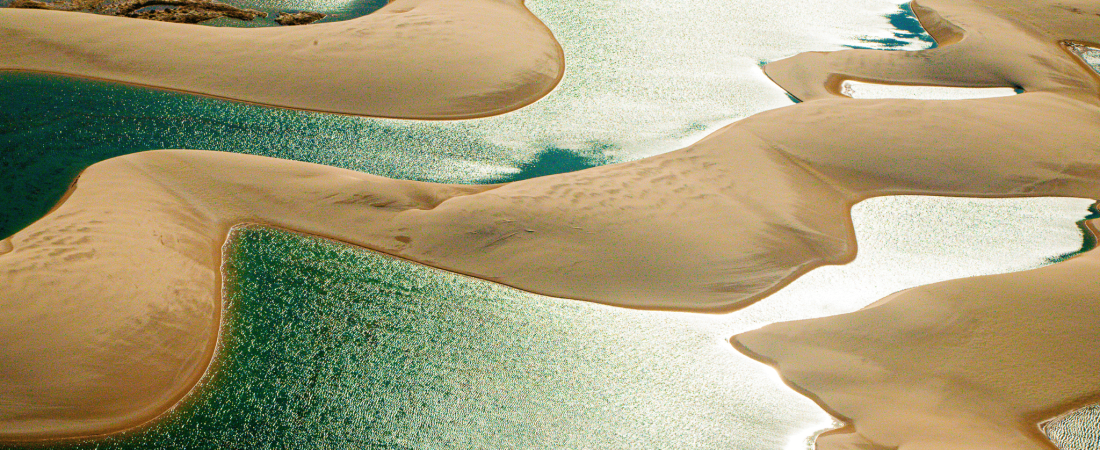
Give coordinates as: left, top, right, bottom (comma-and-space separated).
6, 0, 323, 25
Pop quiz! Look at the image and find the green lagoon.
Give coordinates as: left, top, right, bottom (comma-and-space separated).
1, 0, 1098, 448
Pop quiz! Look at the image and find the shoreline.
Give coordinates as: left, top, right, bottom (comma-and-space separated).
0, 0, 566, 120
10, 191, 1093, 444
4, 0, 1100, 446
732, 213, 1100, 449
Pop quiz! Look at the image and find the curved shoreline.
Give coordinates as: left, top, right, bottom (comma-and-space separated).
0, 0, 566, 120
4, 0, 1100, 445
7, 192, 1091, 444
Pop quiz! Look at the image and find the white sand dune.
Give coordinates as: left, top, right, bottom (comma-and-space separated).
0, 0, 565, 119
2, 0, 1100, 445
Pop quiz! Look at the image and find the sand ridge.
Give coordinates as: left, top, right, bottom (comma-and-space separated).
734, 0, 1100, 449
2, 0, 1100, 445
0, 0, 565, 119
764, 0, 1100, 101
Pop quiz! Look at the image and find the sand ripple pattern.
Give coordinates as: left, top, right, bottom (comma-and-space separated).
1, 0, 1100, 447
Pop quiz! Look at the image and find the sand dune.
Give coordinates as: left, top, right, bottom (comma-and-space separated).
2, 0, 1100, 445
764, 0, 1100, 101
734, 0, 1100, 449
3, 93, 1099, 443
735, 228, 1100, 450
0, 0, 565, 119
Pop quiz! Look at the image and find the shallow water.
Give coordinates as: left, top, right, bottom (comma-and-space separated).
0, 195, 1089, 450
2, 0, 1099, 448
0, 0, 931, 237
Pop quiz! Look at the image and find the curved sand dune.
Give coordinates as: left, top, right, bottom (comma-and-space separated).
734, 0, 1100, 449
765, 0, 1100, 101
0, 0, 565, 119
734, 225, 1100, 450
3, 0, 1100, 445
4, 87, 1100, 442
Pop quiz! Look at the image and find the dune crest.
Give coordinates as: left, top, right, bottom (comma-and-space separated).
735, 228, 1100, 450
764, 0, 1100, 101
0, 0, 565, 119
3, 0, 1100, 445
734, 0, 1100, 449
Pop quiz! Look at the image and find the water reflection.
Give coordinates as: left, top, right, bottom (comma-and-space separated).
0, 0, 930, 242
1067, 44, 1100, 74
0, 0, 938, 238
845, 3, 936, 50
841, 80, 1018, 99
2, 196, 1087, 450
3, 1, 1096, 448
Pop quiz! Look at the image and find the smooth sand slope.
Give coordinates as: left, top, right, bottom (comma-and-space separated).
733, 0, 1100, 449
0, 0, 565, 119
734, 227, 1100, 450
2, 0, 1100, 445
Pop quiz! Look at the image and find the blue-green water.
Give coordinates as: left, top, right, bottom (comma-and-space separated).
0, 0, 389, 27
0, 0, 947, 239
2, 1, 1099, 448
846, 3, 935, 50
0, 72, 603, 238
2, 194, 1094, 450
0, 0, 951, 239
0, 225, 828, 450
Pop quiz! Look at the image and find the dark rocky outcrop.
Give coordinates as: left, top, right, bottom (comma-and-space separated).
5, 0, 267, 23
274, 10, 325, 25
9, 0, 70, 10
117, 0, 266, 22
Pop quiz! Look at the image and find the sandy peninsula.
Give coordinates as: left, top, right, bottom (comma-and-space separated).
0, 0, 565, 119
1, 0, 1100, 446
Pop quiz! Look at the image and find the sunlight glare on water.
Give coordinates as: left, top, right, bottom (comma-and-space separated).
2, 0, 1098, 448
1047, 405, 1100, 450
841, 80, 1019, 99
374, 0, 950, 173
14, 196, 1091, 450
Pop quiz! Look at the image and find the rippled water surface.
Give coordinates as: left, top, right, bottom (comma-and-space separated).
0, 0, 935, 237
0, 195, 1090, 450
1, 0, 1099, 448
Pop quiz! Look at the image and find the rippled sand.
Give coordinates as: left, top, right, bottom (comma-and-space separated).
1, 0, 1099, 446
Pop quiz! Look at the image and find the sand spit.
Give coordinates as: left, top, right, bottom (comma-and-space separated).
0, 0, 565, 119
2, 0, 1100, 445
764, 0, 1100, 101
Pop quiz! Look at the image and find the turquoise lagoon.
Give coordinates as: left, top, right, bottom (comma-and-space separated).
0, 0, 1098, 449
